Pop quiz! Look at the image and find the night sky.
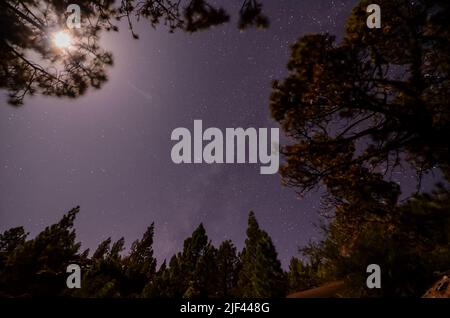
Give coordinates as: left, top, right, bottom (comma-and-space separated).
0, 0, 437, 267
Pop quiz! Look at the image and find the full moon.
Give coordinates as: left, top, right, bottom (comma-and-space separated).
52, 31, 72, 49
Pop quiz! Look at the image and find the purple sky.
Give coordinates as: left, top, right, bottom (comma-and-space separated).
0, 0, 438, 267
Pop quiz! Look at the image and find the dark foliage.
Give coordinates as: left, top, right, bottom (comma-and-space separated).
270, 0, 450, 195
0, 0, 269, 105
0, 208, 286, 298
271, 0, 450, 297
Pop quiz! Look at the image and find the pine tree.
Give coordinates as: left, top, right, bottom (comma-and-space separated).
216, 240, 240, 297
0, 227, 28, 253
179, 224, 218, 298
92, 237, 112, 261
0, 226, 28, 277
287, 257, 302, 293
270, 0, 450, 196
287, 257, 320, 293
109, 237, 125, 260
142, 260, 167, 297
194, 242, 218, 297
124, 224, 157, 296
164, 254, 185, 297
71, 236, 125, 298
301, 184, 450, 297
236, 212, 286, 298
0, 207, 81, 296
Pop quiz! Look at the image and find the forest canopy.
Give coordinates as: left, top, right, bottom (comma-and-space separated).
0, 0, 269, 105
0, 208, 290, 298
270, 0, 450, 297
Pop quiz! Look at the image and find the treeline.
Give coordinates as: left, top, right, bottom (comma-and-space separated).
0, 209, 317, 298
1, 185, 449, 298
